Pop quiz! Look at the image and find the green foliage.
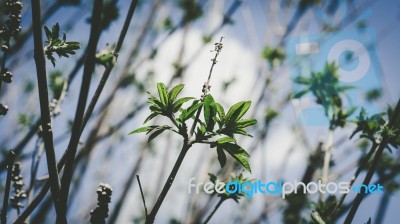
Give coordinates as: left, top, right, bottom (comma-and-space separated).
311, 210, 326, 224
129, 125, 175, 143
143, 83, 194, 124
202, 35, 212, 44
350, 106, 400, 151
210, 140, 251, 172
264, 108, 278, 125
49, 71, 65, 99
208, 173, 250, 202
311, 195, 337, 223
44, 23, 80, 66
130, 82, 257, 172
23, 80, 35, 94
293, 63, 356, 129
161, 17, 173, 30
350, 108, 386, 143
100, 0, 119, 30
177, 0, 203, 24
365, 88, 381, 102
18, 113, 35, 128
262, 46, 285, 68
96, 44, 117, 68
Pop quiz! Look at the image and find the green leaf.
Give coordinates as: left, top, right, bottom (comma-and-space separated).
52, 23, 60, 39
222, 143, 251, 172
178, 101, 203, 122
208, 173, 217, 183
311, 210, 326, 224
157, 83, 169, 106
173, 97, 195, 112
216, 137, 236, 144
147, 126, 173, 143
149, 106, 162, 114
337, 85, 355, 92
144, 113, 159, 124
44, 26, 52, 41
234, 128, 253, 137
128, 126, 158, 134
294, 76, 312, 85
148, 128, 166, 143
147, 96, 164, 110
212, 102, 225, 121
216, 146, 226, 168
236, 118, 257, 128
204, 95, 216, 131
168, 84, 184, 103
293, 89, 309, 98
225, 101, 251, 125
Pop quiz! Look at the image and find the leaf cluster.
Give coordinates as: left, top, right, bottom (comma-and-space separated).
177, 0, 203, 24
293, 63, 355, 129
44, 23, 80, 66
208, 173, 250, 203
262, 46, 285, 68
49, 71, 65, 99
310, 195, 337, 224
351, 107, 400, 151
95, 44, 117, 68
130, 82, 257, 172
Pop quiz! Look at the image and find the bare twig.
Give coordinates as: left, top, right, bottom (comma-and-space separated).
30, 0, 63, 219
145, 144, 190, 224
189, 37, 224, 137
26, 140, 44, 223
203, 198, 225, 224
331, 144, 376, 217
0, 50, 7, 95
137, 175, 148, 217
108, 144, 146, 224
81, 0, 139, 130
59, 0, 104, 221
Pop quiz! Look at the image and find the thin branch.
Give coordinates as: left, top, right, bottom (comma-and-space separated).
1, 151, 16, 224
26, 140, 44, 223
189, 37, 224, 137
0, 50, 7, 95
146, 144, 190, 224
81, 0, 139, 130
203, 198, 225, 224
136, 175, 148, 217
331, 144, 376, 217
59, 0, 103, 220
0, 120, 40, 171
30, 0, 63, 219
108, 144, 146, 224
